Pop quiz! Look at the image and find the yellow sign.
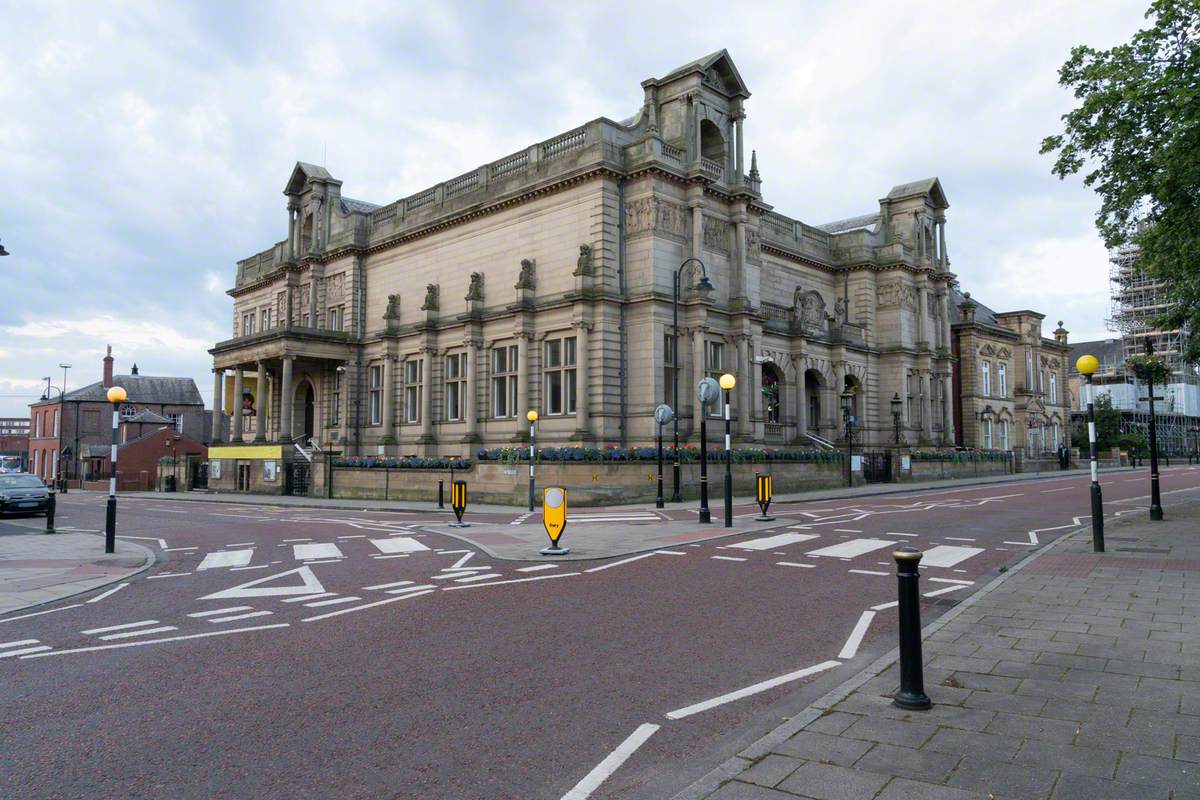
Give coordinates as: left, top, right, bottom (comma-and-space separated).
451, 480, 467, 524
543, 487, 567, 546
208, 444, 282, 460
755, 473, 775, 521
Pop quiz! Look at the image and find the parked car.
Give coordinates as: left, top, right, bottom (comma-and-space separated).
0, 473, 49, 516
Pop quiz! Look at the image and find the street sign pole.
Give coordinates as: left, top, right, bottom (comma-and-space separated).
656, 422, 665, 509
696, 378, 719, 525
654, 404, 674, 510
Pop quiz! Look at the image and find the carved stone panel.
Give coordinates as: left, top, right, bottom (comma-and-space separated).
702, 215, 730, 254
877, 280, 918, 311
625, 196, 688, 239
326, 272, 346, 303
745, 227, 762, 264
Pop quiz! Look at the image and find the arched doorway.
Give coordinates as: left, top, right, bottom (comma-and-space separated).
290, 379, 316, 443
762, 363, 784, 424
804, 369, 824, 433
700, 119, 725, 162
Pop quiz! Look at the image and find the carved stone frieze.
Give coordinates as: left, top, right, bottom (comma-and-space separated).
625, 196, 688, 239
792, 288, 828, 336
877, 280, 918, 311
745, 227, 762, 264
702, 215, 730, 254
326, 272, 346, 302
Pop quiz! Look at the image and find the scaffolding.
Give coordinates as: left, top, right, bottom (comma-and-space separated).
1107, 244, 1195, 386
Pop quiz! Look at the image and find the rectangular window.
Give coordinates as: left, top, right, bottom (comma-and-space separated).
166, 413, 183, 433
330, 370, 341, 426
261, 308, 271, 331
243, 312, 255, 337
983, 419, 993, 449
491, 345, 519, 418
543, 337, 577, 415
34, 414, 41, 438
998, 363, 1007, 398
404, 360, 421, 424
999, 420, 1010, 450
53, 409, 59, 437
445, 353, 466, 421
663, 333, 677, 411
50, 450, 57, 480
328, 306, 343, 331
1025, 347, 1033, 388
906, 374, 914, 423
1039, 368, 1045, 394
1049, 372, 1057, 404
705, 341, 725, 417
368, 364, 383, 426
916, 376, 924, 426
981, 361, 992, 397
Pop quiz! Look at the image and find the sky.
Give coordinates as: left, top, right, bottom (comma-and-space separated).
0, 0, 1152, 417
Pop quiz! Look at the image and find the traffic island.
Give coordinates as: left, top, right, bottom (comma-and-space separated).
0, 532, 155, 617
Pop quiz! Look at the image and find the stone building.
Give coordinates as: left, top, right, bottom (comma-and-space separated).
949, 290, 1072, 454
209, 50, 966, 459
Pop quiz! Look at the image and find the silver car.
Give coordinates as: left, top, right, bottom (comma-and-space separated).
0, 473, 49, 516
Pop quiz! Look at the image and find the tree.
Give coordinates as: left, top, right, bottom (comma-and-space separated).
1073, 392, 1125, 450
1040, 1, 1200, 360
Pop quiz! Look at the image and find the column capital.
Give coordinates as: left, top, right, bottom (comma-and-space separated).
513, 330, 534, 342
570, 320, 593, 333
462, 337, 484, 350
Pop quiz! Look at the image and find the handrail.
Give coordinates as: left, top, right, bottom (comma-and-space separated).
804, 432, 837, 451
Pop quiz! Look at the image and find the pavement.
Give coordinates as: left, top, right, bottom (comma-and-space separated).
0, 519, 155, 616
680, 494, 1200, 800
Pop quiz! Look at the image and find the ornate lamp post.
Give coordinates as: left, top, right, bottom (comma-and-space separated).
654, 404, 674, 509
696, 377, 720, 524
719, 372, 736, 528
526, 410, 538, 512
671, 258, 714, 503
841, 386, 857, 487
1131, 340, 1166, 520
1075, 355, 1104, 552
105, 385, 127, 553
891, 392, 903, 445
58, 363, 70, 493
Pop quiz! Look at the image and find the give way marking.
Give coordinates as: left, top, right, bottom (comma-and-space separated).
199, 566, 326, 601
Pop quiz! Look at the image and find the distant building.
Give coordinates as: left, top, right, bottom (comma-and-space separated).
0, 417, 30, 471
949, 290, 1072, 454
27, 347, 206, 485
82, 418, 207, 492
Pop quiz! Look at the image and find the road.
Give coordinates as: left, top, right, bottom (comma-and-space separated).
3, 466, 1198, 800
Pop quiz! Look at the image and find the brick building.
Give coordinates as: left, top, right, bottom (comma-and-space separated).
28, 346, 206, 486
0, 417, 30, 471
82, 422, 207, 492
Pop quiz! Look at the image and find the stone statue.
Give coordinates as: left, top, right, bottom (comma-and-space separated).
800, 291, 827, 333
834, 297, 847, 322
421, 284, 439, 311
465, 272, 484, 302
575, 244, 593, 276
383, 294, 401, 320
515, 258, 536, 290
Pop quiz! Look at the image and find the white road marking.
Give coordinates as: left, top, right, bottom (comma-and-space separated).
838, 610, 876, 659
99, 625, 178, 641
300, 590, 435, 622
200, 566, 326, 600
303, 597, 361, 607
163, 546, 199, 552
711, 556, 747, 562
653, 549, 688, 555
887, 532, 920, 537
226, 542, 256, 547
82, 620, 160, 635
944, 537, 976, 542
871, 601, 899, 611
0, 645, 51, 658
664, 660, 841, 720
450, 551, 475, 569
362, 580, 415, 591
453, 573, 503, 583
561, 723, 661, 800
147, 572, 193, 579
87, 582, 129, 603
443, 573, 580, 590
293, 543, 343, 561
834, 529, 863, 533
21, 623, 291, 658
929, 577, 974, 585
1, 639, 40, 649
281, 538, 312, 542
806, 539, 897, 559
729, 533, 819, 551
516, 564, 558, 572
230, 564, 271, 571
385, 584, 435, 594
919, 545, 984, 568
370, 537, 429, 554
197, 550, 255, 571
302, 558, 343, 564
336, 535, 367, 540
924, 585, 967, 598
207, 610, 275, 623
117, 535, 168, 549
584, 553, 656, 573
0, 604, 83, 624
188, 606, 254, 618
848, 569, 888, 576
280, 592, 336, 603
776, 562, 816, 569
371, 554, 410, 560
1041, 487, 1071, 493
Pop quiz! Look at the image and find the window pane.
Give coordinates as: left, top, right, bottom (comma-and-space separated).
546, 372, 562, 414
565, 369, 577, 414
492, 349, 504, 373
564, 336, 576, 366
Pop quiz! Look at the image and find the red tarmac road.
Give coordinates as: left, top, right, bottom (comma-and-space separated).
2, 467, 1198, 800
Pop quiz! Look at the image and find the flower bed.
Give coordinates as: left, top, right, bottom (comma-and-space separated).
474, 445, 842, 464
909, 450, 1012, 462
332, 456, 472, 470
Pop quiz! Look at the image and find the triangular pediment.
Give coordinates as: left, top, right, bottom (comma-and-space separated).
886, 177, 949, 210
283, 161, 336, 196
649, 49, 751, 99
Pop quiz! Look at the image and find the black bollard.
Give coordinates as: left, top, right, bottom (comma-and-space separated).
45, 490, 56, 533
437, 480, 444, 509
892, 546, 931, 710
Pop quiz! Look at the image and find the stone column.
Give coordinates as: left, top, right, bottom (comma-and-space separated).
921, 373, 933, 441
310, 198, 321, 252
733, 213, 748, 305
309, 280, 318, 328
421, 349, 434, 443
573, 322, 590, 439
211, 369, 224, 443
734, 106, 745, 181
287, 202, 298, 258
737, 336, 753, 437
516, 332, 531, 420
938, 220, 948, 269
690, 199, 704, 262
232, 367, 245, 443
381, 355, 395, 442
917, 286, 928, 347
280, 356, 294, 444
464, 340, 479, 442
796, 360, 807, 442
254, 361, 267, 442
942, 374, 955, 444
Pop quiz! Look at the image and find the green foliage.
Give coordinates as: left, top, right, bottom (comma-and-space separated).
1127, 353, 1172, 384
1115, 432, 1149, 456
1041, 1, 1200, 361
1072, 392, 1125, 450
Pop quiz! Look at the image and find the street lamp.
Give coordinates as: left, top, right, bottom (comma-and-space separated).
59, 363, 70, 493
696, 377, 720, 524
1135, 339, 1164, 521
526, 410, 538, 512
105, 385, 127, 554
654, 404, 674, 509
719, 372, 736, 528
891, 392, 903, 445
1075, 354, 1104, 552
671, 257, 714, 503
841, 386, 857, 487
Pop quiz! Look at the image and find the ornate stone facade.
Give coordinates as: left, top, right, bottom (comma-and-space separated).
208, 50, 1068, 459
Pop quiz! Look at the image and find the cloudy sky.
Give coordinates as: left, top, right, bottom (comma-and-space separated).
0, 0, 1150, 416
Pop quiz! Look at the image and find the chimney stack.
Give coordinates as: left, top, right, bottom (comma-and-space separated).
103, 345, 114, 388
